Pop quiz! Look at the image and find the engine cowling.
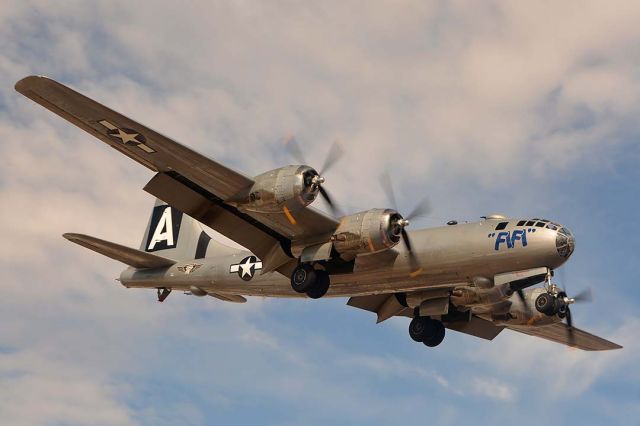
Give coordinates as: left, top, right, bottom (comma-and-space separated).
229, 165, 322, 213
331, 208, 405, 255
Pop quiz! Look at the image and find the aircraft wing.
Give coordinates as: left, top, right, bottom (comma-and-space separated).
15, 76, 339, 272
507, 323, 622, 351
15, 76, 254, 200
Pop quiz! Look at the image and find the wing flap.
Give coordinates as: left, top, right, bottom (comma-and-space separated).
446, 316, 504, 341
347, 294, 413, 323
507, 323, 622, 351
63, 233, 175, 269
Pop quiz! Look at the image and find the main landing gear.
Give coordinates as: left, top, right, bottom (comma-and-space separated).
290, 263, 330, 299
409, 316, 446, 347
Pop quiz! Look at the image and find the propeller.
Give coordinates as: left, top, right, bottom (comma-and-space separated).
379, 171, 432, 276
515, 289, 531, 315
557, 281, 593, 348
284, 136, 344, 216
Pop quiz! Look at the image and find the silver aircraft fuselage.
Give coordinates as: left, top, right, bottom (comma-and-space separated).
120, 218, 574, 298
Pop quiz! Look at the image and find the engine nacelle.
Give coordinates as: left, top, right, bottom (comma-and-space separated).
228, 165, 321, 213
496, 287, 557, 326
331, 208, 404, 256
451, 286, 558, 326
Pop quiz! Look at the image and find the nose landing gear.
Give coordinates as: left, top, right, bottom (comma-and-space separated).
409, 316, 446, 348
535, 276, 593, 346
534, 292, 556, 315
534, 281, 576, 317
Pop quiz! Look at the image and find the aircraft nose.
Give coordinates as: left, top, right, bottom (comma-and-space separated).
556, 226, 575, 258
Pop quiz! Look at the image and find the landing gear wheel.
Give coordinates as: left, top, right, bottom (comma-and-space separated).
306, 270, 330, 299
291, 264, 317, 293
409, 316, 438, 342
535, 292, 556, 316
423, 321, 445, 347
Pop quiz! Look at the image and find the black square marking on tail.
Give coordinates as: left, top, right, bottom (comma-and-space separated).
145, 205, 183, 252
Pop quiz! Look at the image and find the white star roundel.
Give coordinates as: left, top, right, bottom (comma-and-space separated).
98, 120, 156, 153
229, 256, 263, 281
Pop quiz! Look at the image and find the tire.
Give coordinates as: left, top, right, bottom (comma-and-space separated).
535, 292, 556, 316
291, 264, 317, 293
409, 317, 437, 342
423, 322, 445, 347
306, 270, 330, 299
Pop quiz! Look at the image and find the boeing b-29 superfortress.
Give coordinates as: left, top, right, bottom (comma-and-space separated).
15, 76, 621, 351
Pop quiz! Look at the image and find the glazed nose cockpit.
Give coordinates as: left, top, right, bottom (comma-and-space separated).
555, 226, 575, 258
514, 218, 576, 259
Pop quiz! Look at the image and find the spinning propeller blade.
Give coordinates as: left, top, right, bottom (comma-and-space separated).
566, 307, 575, 347
318, 186, 339, 216
283, 136, 344, 217
284, 135, 307, 165
320, 141, 344, 175
380, 171, 430, 277
516, 289, 532, 315
558, 275, 593, 348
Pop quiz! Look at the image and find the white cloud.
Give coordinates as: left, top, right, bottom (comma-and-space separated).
470, 377, 516, 402
0, 350, 136, 426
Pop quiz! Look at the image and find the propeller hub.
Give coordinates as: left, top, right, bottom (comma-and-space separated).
397, 218, 410, 228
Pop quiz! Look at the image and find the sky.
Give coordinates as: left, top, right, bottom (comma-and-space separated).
0, 1, 639, 425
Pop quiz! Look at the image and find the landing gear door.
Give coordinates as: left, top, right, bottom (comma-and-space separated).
494, 266, 549, 290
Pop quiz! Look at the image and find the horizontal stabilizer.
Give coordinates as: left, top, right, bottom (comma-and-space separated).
63, 233, 175, 269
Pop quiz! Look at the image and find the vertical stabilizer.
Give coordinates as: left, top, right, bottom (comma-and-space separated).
140, 199, 240, 260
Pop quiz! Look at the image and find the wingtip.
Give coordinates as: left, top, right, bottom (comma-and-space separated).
14, 75, 51, 94
62, 232, 84, 241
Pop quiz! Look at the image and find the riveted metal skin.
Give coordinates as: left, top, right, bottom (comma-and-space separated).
229, 165, 321, 213
331, 209, 403, 256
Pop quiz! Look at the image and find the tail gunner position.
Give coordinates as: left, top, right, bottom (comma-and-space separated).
15, 76, 621, 351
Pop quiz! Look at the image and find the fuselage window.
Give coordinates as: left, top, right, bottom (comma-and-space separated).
525, 220, 535, 226
517, 220, 526, 226
495, 222, 509, 230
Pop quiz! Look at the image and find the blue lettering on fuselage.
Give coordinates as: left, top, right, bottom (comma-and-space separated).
494, 230, 528, 251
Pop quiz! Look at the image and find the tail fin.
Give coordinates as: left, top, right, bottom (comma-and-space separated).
141, 199, 239, 260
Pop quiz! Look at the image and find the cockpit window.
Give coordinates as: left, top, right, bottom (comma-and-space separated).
556, 227, 575, 258
535, 222, 546, 227
546, 223, 558, 230
517, 220, 526, 226
525, 220, 535, 226
495, 222, 508, 230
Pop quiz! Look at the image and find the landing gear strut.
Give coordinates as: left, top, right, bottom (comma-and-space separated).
290, 263, 330, 299
157, 287, 172, 302
409, 316, 446, 347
